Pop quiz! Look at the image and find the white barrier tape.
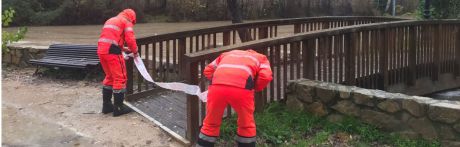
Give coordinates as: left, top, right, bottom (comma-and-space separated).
129, 54, 208, 102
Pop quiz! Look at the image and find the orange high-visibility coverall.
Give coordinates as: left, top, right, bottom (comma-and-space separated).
97, 9, 138, 90
199, 49, 273, 143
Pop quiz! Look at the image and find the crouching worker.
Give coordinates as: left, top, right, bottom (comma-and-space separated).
97, 9, 138, 117
197, 49, 273, 147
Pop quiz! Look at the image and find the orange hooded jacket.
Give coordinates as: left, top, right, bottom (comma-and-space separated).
97, 9, 138, 55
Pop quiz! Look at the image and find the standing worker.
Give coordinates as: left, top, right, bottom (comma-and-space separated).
97, 9, 138, 117
197, 49, 273, 147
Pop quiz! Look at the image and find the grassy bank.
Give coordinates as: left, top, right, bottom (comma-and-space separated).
218, 103, 440, 147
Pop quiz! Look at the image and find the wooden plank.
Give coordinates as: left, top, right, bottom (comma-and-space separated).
199, 61, 206, 122
223, 31, 230, 46
283, 44, 288, 99
137, 46, 143, 92
457, 26, 460, 77
357, 32, 362, 87
166, 40, 171, 81
370, 30, 375, 89
269, 46, 275, 102
189, 36, 193, 53
126, 57, 134, 94
318, 37, 324, 81
160, 41, 164, 81
145, 44, 150, 89
296, 41, 301, 79
327, 36, 333, 82
345, 33, 356, 85
363, 31, 369, 88
173, 40, 177, 80
178, 38, 186, 75
195, 35, 200, 52
276, 45, 281, 100
334, 35, 340, 83
152, 42, 158, 80
408, 26, 416, 86
433, 24, 441, 81
185, 61, 199, 142
290, 43, 296, 80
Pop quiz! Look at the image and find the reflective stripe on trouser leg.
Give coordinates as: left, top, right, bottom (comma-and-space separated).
236, 135, 256, 143
236, 135, 256, 147
102, 85, 113, 90
197, 132, 217, 147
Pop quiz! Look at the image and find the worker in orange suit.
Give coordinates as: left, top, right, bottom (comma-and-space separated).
97, 9, 138, 117
197, 49, 273, 147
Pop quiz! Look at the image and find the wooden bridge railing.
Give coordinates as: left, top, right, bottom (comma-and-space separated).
127, 16, 405, 94
184, 20, 460, 142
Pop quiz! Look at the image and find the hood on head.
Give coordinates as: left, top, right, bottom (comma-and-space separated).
119, 9, 136, 24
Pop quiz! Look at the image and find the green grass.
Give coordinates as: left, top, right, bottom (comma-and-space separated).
218, 102, 441, 147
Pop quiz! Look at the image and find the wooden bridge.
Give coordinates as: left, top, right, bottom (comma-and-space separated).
124, 16, 460, 145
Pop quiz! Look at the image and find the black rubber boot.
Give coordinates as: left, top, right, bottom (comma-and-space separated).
101, 88, 113, 114
197, 138, 215, 147
113, 92, 132, 117
237, 142, 255, 147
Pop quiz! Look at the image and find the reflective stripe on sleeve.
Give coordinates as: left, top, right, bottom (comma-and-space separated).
260, 64, 271, 69
124, 27, 134, 32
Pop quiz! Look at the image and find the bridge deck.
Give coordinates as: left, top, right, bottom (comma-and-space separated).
127, 89, 187, 138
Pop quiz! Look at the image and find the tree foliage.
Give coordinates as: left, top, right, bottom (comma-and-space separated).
419, 0, 460, 19
2, 0, 420, 26
2, 8, 28, 53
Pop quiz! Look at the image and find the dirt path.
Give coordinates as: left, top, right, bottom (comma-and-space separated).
2, 68, 182, 147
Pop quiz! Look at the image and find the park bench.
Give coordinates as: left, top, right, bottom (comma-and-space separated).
29, 44, 99, 73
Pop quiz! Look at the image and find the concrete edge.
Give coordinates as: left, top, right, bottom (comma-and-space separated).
124, 102, 191, 146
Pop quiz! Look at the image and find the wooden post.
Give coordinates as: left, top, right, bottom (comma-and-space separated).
408, 26, 417, 86
294, 23, 301, 34
254, 91, 263, 112
380, 29, 389, 90
456, 26, 460, 77
126, 57, 134, 94
433, 24, 441, 81
258, 27, 269, 39
345, 33, 357, 85
178, 38, 187, 78
303, 39, 315, 79
223, 31, 231, 46
185, 61, 200, 143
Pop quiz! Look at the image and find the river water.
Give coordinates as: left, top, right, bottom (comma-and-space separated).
428, 89, 460, 101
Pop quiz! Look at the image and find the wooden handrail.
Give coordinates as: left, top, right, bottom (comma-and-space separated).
136, 16, 406, 44
185, 20, 460, 61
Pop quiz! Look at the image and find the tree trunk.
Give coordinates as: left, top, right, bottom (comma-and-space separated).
385, 0, 391, 12
227, 0, 253, 42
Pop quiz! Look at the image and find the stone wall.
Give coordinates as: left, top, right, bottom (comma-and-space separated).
286, 79, 460, 145
2, 45, 48, 67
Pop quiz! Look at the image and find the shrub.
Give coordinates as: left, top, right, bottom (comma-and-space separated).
2, 8, 28, 53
